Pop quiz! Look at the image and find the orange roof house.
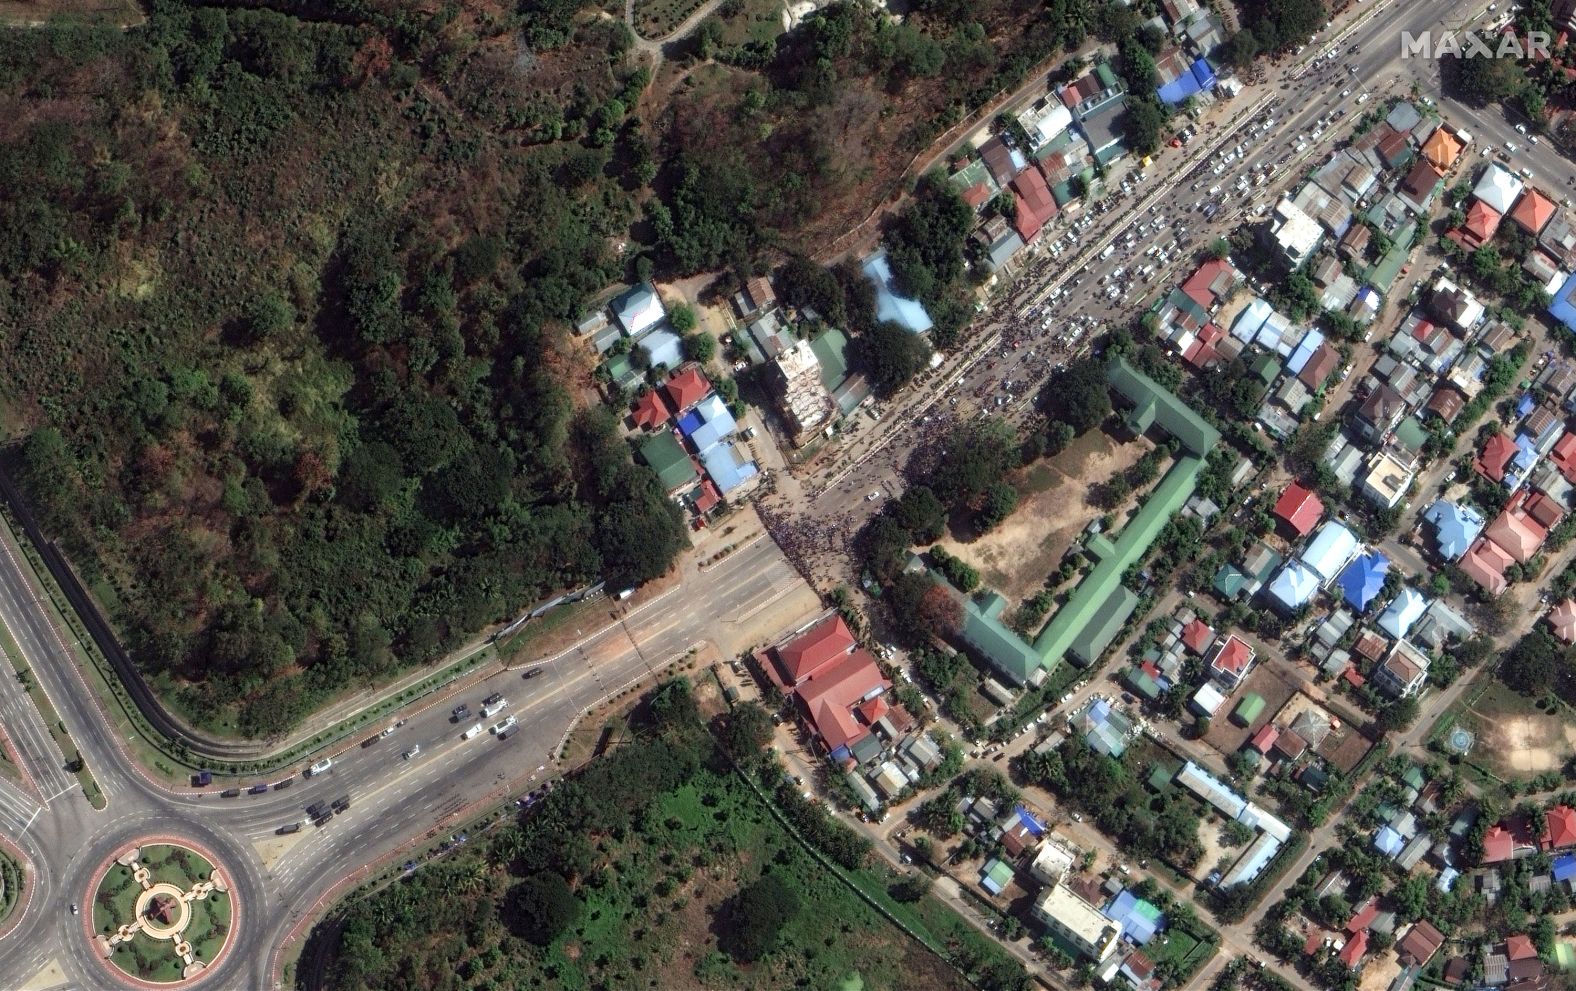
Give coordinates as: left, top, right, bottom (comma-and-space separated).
1181, 618, 1216, 654
1506, 934, 1538, 961
1421, 128, 1463, 171
1551, 601, 1576, 645
1458, 200, 1503, 248
1484, 508, 1547, 563
1459, 538, 1513, 596
1482, 824, 1517, 863
1511, 188, 1558, 235
1552, 432, 1576, 483
1338, 930, 1368, 969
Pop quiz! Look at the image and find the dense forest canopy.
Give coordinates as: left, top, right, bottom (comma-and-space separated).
0, 0, 685, 736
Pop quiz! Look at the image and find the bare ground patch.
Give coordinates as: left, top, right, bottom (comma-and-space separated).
938, 430, 1153, 604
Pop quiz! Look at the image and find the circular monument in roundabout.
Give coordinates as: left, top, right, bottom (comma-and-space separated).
85, 838, 239, 986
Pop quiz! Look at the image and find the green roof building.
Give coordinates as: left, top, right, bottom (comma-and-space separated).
1068, 585, 1140, 667
638, 433, 698, 492
1394, 415, 1429, 458
810, 327, 851, 391
1126, 666, 1161, 701
1213, 562, 1251, 600
959, 590, 1043, 686
605, 353, 643, 391
1233, 693, 1266, 727
1249, 352, 1280, 387
1106, 357, 1221, 455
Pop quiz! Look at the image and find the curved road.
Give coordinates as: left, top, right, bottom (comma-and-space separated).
0, 521, 817, 989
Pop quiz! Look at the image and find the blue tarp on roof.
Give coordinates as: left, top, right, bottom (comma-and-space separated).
1106, 890, 1165, 945
1014, 805, 1046, 837
1550, 272, 1576, 333
862, 251, 934, 334
1339, 551, 1390, 611
1157, 58, 1217, 106
1286, 329, 1324, 375
1555, 853, 1576, 882
676, 410, 704, 435
1375, 826, 1405, 857
1517, 393, 1537, 418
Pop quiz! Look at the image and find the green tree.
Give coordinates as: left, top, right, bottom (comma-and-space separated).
725, 873, 800, 961
853, 320, 932, 395
683, 333, 716, 364
503, 873, 580, 945
719, 701, 773, 760
976, 480, 1019, 532
668, 302, 698, 333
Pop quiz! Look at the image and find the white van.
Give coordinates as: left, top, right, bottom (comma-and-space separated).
460, 723, 483, 740
307, 758, 332, 777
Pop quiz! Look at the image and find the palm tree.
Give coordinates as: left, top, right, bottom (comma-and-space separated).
458, 862, 488, 894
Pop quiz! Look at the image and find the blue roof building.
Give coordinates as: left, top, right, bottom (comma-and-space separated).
1423, 500, 1485, 561
1299, 521, 1359, 585
1106, 889, 1165, 945
1012, 805, 1046, 838
1157, 58, 1218, 105
698, 442, 758, 494
680, 393, 738, 452
1286, 329, 1324, 375
1555, 853, 1576, 883
1379, 587, 1429, 641
1375, 826, 1405, 857
1551, 272, 1576, 333
862, 251, 934, 334
637, 327, 683, 369
1339, 551, 1390, 612
1267, 561, 1321, 612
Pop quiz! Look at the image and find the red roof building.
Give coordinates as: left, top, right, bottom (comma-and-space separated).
1461, 200, 1504, 247
1010, 166, 1059, 244
1511, 188, 1558, 235
1274, 729, 1308, 760
962, 182, 994, 210
1273, 482, 1324, 536
1398, 921, 1445, 967
1337, 930, 1368, 969
770, 614, 856, 688
631, 389, 671, 429
1249, 723, 1280, 753
1298, 343, 1341, 390
1544, 804, 1576, 849
1182, 259, 1239, 311
1460, 537, 1513, 596
1483, 824, 1518, 863
1475, 431, 1519, 482
692, 479, 721, 514
795, 648, 891, 755
1550, 432, 1576, 484
1484, 508, 1547, 563
1208, 635, 1255, 687
664, 366, 712, 413
1506, 934, 1538, 961
1181, 618, 1216, 654
1346, 899, 1379, 934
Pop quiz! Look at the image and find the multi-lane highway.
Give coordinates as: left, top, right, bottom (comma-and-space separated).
0, 520, 818, 989
787, 0, 1509, 553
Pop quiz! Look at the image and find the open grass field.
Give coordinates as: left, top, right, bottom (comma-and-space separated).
940, 429, 1153, 604
716, 0, 786, 47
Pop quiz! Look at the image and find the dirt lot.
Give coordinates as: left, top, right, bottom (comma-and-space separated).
1469, 682, 1576, 775
939, 430, 1155, 604
1196, 819, 1249, 882
1202, 661, 1302, 758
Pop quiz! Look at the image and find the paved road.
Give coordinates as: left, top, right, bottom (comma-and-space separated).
0, 518, 819, 989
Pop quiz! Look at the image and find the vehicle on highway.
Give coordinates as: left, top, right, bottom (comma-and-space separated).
480, 698, 509, 718
192, 770, 212, 787
70, 904, 78, 914
221, 787, 241, 798
379, 725, 396, 738
492, 715, 517, 735
307, 757, 333, 777
277, 822, 301, 835
523, 667, 544, 679
452, 703, 470, 721
331, 795, 350, 813
484, 691, 504, 706
306, 801, 327, 818
403, 745, 421, 760
273, 777, 293, 790
248, 783, 268, 795
461, 722, 484, 740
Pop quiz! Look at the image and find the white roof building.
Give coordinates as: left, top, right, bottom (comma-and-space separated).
1474, 162, 1525, 214
1360, 451, 1415, 509
1029, 836, 1078, 887
1032, 885, 1121, 962
613, 283, 666, 336
1019, 100, 1074, 146
1192, 682, 1227, 718
1378, 587, 1430, 641
1271, 197, 1324, 268
1299, 521, 1359, 585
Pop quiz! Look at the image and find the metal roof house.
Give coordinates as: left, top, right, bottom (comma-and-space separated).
1299, 521, 1359, 586
1378, 587, 1430, 641
1339, 551, 1389, 612
862, 251, 934, 334
613, 282, 666, 336
1423, 500, 1486, 561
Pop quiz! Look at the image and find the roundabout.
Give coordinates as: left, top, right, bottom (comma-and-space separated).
86, 839, 238, 986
